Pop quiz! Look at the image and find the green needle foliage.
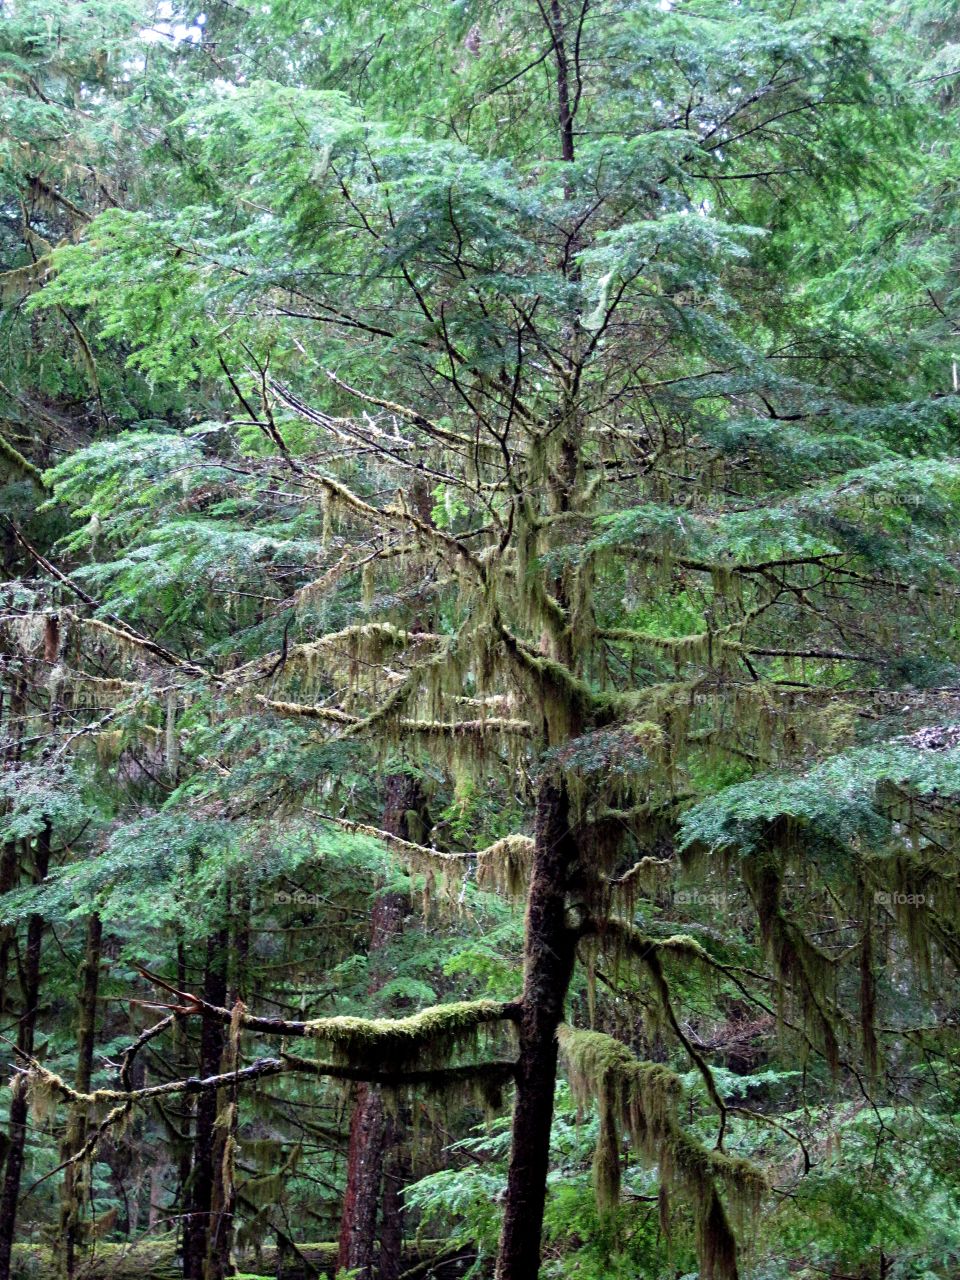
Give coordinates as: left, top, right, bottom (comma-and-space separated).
2, 1, 960, 1279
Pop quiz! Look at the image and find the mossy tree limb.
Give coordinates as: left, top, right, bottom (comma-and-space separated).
557, 1026, 764, 1280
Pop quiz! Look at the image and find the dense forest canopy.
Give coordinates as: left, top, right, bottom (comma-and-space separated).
2, 1, 960, 1278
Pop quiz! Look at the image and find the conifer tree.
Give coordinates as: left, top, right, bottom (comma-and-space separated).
3, 2, 960, 1279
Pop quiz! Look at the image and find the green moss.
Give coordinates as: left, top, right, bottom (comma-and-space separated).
476, 833, 534, 897
558, 1025, 764, 1280
743, 856, 841, 1072
0, 431, 46, 488
304, 998, 515, 1070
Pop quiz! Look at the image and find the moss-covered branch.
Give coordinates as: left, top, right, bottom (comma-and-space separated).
0, 431, 47, 489
259, 696, 532, 737
10, 1048, 517, 1193
14, 1051, 517, 1110
557, 1026, 764, 1280
583, 920, 727, 1119
313, 470, 489, 582
299, 999, 518, 1069
226, 622, 447, 685
313, 811, 533, 883
132, 969, 521, 1058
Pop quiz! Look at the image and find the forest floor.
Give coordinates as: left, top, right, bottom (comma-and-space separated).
10, 1237, 470, 1279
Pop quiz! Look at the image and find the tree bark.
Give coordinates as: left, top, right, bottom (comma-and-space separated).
0, 676, 25, 1024
58, 911, 103, 1277
173, 936, 193, 1248
0, 822, 52, 1280
182, 924, 229, 1280
494, 779, 578, 1280
337, 775, 422, 1280
338, 1083, 388, 1279
378, 1110, 410, 1280
549, 0, 576, 165
0, 840, 19, 1023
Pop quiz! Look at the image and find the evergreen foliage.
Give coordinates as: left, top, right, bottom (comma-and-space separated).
2, 2, 960, 1279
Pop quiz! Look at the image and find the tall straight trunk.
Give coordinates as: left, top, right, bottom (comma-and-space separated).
493, 10, 584, 1268
494, 780, 578, 1280
338, 1085, 388, 1279
173, 936, 193, 1234
0, 822, 52, 1280
58, 911, 103, 1277
0, 677, 25, 1023
207, 1063, 238, 1280
208, 986, 241, 1280
549, 0, 576, 165
233, 889, 251, 1004
182, 924, 228, 1280
337, 775, 421, 1280
0, 840, 19, 1022
378, 1111, 410, 1280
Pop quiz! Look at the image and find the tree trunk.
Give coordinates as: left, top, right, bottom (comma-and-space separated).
182, 925, 229, 1280
494, 779, 578, 1280
0, 822, 52, 1280
207, 1041, 238, 1280
549, 0, 575, 165
338, 1084, 388, 1278
378, 1111, 410, 1280
173, 936, 193, 1248
0, 677, 25, 1024
0, 840, 19, 1022
337, 775, 422, 1280
58, 911, 103, 1277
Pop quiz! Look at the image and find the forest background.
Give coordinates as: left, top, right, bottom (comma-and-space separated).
2, 2, 960, 1279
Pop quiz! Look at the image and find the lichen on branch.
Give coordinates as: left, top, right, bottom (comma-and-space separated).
557, 1026, 764, 1280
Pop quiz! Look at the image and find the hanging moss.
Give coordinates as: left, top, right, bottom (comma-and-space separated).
608, 856, 674, 910
557, 1026, 763, 1280
742, 855, 841, 1072
594, 920, 714, 971
25, 1071, 59, 1124
861, 845, 960, 979
584, 922, 726, 1112
0, 255, 54, 304
476, 833, 535, 897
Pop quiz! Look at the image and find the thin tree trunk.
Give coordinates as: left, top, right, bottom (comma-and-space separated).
58, 911, 103, 1277
183, 925, 228, 1280
0, 840, 19, 1022
337, 775, 422, 1280
494, 780, 578, 1280
549, 0, 576, 165
207, 999, 240, 1280
0, 677, 25, 1024
0, 822, 52, 1280
493, 13, 585, 1268
173, 936, 193, 1250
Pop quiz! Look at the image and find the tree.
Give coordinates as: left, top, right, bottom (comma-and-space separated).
4, 2, 960, 1278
